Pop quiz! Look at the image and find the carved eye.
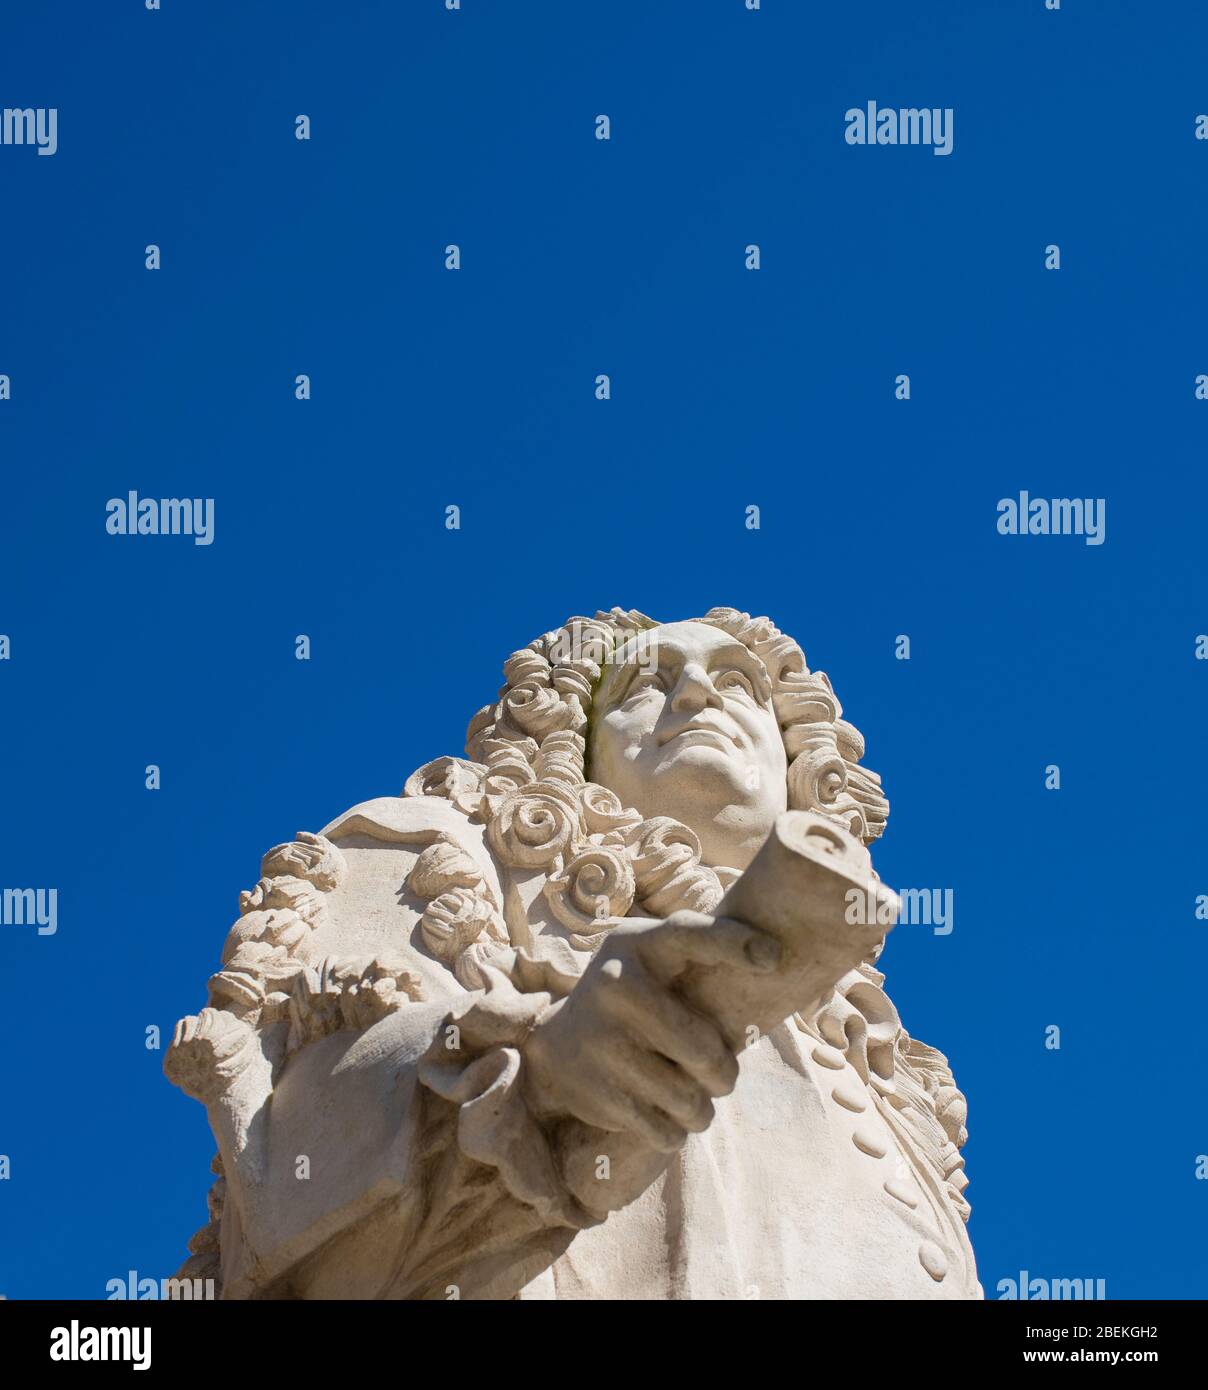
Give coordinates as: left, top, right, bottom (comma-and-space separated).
715, 669, 756, 700
625, 671, 665, 701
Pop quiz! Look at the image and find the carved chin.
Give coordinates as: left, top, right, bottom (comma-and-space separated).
644, 745, 763, 803
652, 740, 744, 776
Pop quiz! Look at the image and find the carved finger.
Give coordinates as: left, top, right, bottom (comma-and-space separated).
587, 1081, 689, 1154
640, 913, 780, 979
602, 968, 740, 1098
622, 1045, 715, 1133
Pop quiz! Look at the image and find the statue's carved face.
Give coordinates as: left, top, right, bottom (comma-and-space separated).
590, 621, 788, 871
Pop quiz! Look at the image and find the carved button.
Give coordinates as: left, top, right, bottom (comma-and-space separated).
811, 1043, 846, 1070
831, 1083, 867, 1113
883, 1177, 918, 1209
918, 1241, 948, 1282
851, 1126, 888, 1159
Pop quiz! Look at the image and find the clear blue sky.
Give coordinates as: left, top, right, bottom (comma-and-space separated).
1, 0, 1206, 1299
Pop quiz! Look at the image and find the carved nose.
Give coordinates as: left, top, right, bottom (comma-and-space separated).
670, 663, 723, 713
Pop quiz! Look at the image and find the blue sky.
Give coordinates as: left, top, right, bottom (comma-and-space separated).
1, 0, 1206, 1298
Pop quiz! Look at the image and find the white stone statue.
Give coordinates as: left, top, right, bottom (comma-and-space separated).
166, 607, 980, 1299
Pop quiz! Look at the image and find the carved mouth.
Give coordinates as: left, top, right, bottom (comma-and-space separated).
658, 725, 741, 752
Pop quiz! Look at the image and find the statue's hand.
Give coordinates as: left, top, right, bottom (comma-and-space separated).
522, 910, 780, 1155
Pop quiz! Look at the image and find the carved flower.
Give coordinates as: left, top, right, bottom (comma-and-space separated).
286, 953, 424, 1055
260, 831, 347, 892
421, 887, 507, 963
403, 757, 486, 815
221, 907, 309, 965
208, 941, 307, 1017
408, 839, 484, 901
239, 874, 326, 928
933, 1084, 968, 1147
454, 937, 514, 991
164, 1008, 258, 1104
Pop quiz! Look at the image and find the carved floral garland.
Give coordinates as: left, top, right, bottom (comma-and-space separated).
165, 830, 425, 1290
